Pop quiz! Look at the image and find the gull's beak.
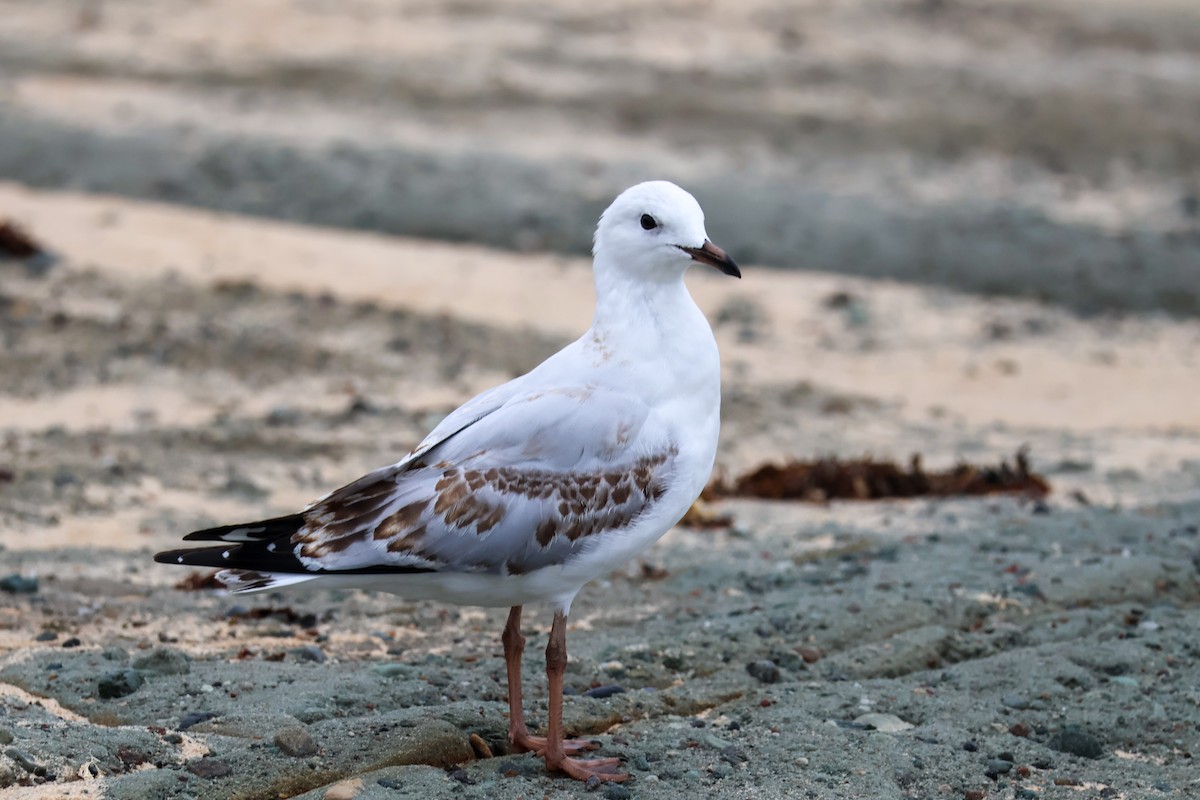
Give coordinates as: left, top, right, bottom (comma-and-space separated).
679, 240, 741, 278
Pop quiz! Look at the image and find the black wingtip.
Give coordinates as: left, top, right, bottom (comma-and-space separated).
181, 514, 305, 542
154, 545, 240, 569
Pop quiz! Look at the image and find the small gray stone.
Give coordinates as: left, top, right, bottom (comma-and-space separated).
34, 630, 56, 642
293, 706, 331, 723
0, 574, 37, 594
97, 669, 144, 699
1048, 725, 1104, 759
373, 663, 409, 678
132, 647, 191, 676
101, 646, 129, 662
292, 645, 326, 664
603, 785, 632, 800
274, 726, 318, 757
746, 659, 781, 684
187, 758, 232, 779
985, 758, 1013, 778
701, 733, 733, 750
178, 711, 218, 730
1001, 693, 1030, 710
0, 729, 13, 745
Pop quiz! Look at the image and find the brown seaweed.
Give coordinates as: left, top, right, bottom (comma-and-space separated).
706, 448, 1049, 503
0, 220, 43, 259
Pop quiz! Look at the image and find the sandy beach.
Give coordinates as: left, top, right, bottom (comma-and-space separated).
2, 1, 1199, 798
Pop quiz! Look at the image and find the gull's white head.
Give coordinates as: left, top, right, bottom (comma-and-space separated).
593, 181, 740, 282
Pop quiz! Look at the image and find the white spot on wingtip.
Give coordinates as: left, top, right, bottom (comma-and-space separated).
222, 550, 230, 559
177, 556, 183, 564
267, 543, 276, 552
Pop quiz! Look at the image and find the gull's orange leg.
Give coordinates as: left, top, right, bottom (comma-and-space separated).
502, 606, 598, 757
540, 611, 627, 782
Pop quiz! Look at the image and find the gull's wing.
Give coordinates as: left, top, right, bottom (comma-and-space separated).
395, 378, 525, 469
157, 382, 679, 581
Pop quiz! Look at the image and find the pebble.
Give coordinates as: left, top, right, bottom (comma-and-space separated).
584, 684, 625, 699
373, 664, 409, 678
186, 758, 232, 779
0, 574, 38, 594
132, 647, 192, 676
1047, 725, 1104, 759
448, 769, 474, 785
632, 755, 651, 771
61, 637, 81, 648
292, 645, 327, 664
603, 786, 631, 800
701, 732, 733, 750
97, 669, 144, 699
794, 757, 809, 767
102, 646, 129, 662
985, 758, 1013, 779
34, 631, 56, 642
1001, 693, 1030, 710
52, 468, 78, 487
265, 406, 302, 426
795, 645, 823, 664
964, 791, 986, 800
274, 726, 318, 757
295, 706, 332, 723
377, 778, 404, 789
720, 745, 747, 765
661, 652, 686, 670
854, 713, 913, 733
0, 729, 12, 745
178, 712, 218, 731
745, 659, 781, 684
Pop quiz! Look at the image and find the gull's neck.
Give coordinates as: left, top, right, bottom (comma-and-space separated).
584, 257, 721, 437
590, 265, 699, 342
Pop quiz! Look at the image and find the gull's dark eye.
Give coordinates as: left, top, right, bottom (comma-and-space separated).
640, 213, 658, 231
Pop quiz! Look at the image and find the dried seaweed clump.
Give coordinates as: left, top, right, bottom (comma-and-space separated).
0, 220, 44, 259
175, 571, 223, 591
708, 449, 1049, 503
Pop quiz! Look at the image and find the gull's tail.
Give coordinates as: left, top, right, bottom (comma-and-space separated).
154, 513, 430, 594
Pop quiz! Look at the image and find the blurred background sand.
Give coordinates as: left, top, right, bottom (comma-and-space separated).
1, 0, 1198, 311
